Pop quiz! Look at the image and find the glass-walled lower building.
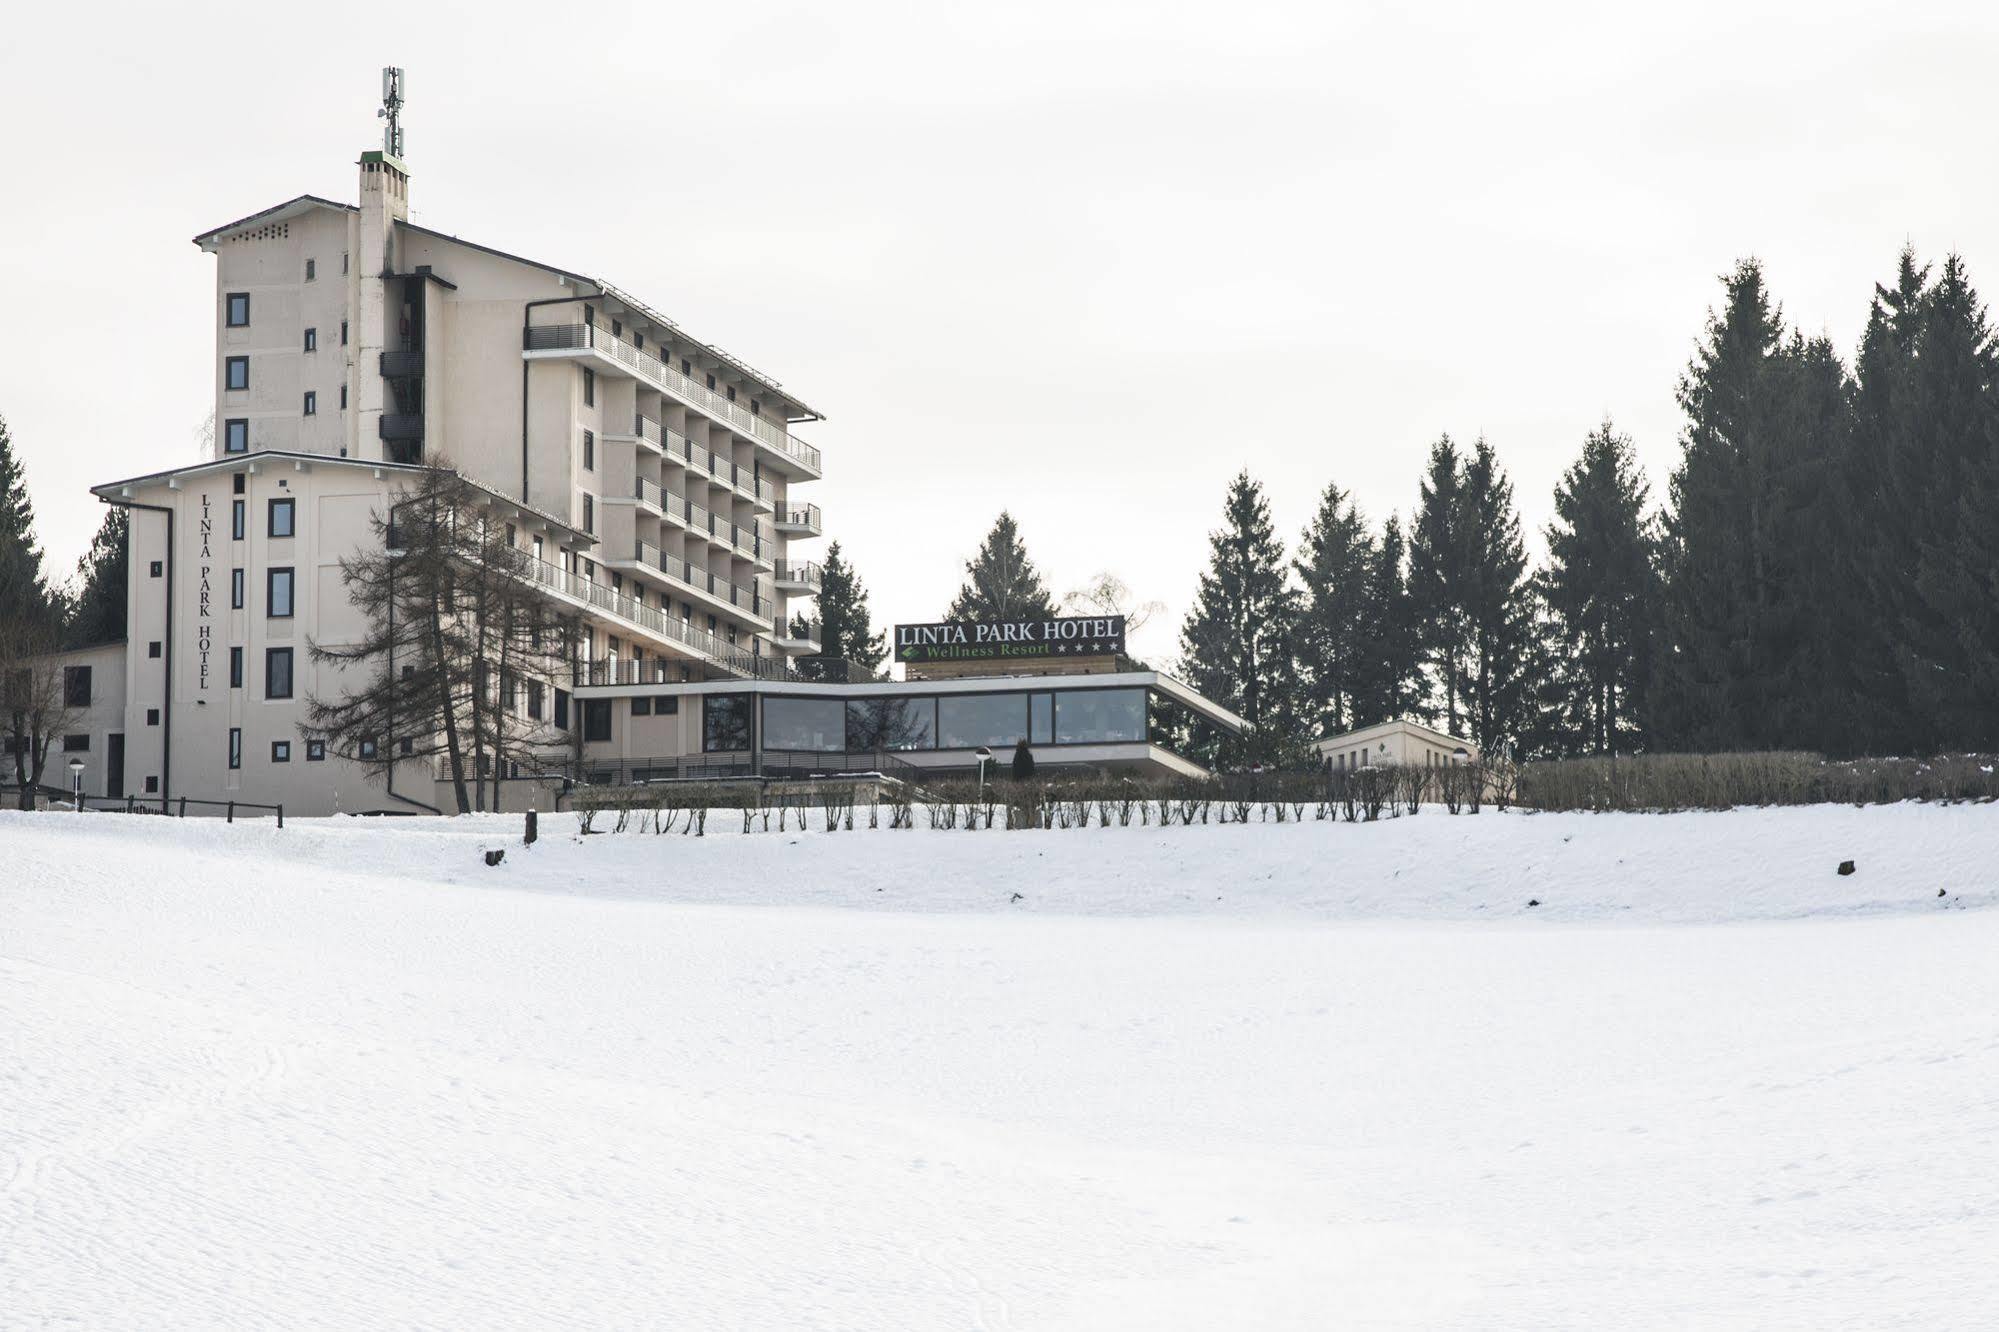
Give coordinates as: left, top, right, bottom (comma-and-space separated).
575, 671, 1245, 782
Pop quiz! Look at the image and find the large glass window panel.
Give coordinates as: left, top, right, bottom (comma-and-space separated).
763, 696, 844, 752
1029, 692, 1053, 745
845, 697, 936, 751
1054, 688, 1146, 743
936, 693, 1028, 750
703, 694, 752, 752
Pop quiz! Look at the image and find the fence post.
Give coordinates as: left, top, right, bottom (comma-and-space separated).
126, 794, 135, 814
227, 801, 235, 824
276, 804, 284, 829
177, 796, 186, 818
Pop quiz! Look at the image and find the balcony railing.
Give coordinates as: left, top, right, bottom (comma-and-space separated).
526, 322, 822, 476
380, 351, 425, 379
633, 479, 774, 563
773, 560, 823, 592
379, 414, 424, 442
774, 502, 822, 535
775, 617, 823, 651
630, 540, 771, 620
627, 416, 777, 508
523, 556, 766, 677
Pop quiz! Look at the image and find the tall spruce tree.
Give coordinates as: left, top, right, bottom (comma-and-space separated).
66, 506, 130, 649
1540, 421, 1658, 754
1178, 472, 1301, 765
1456, 439, 1539, 756
1292, 482, 1376, 735
0, 414, 58, 637
792, 541, 886, 680
1355, 514, 1422, 725
1407, 435, 1471, 731
946, 512, 1057, 622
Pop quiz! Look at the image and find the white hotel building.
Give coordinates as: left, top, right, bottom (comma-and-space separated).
57, 113, 1242, 814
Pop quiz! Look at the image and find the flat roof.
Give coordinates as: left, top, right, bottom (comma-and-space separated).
1315, 717, 1475, 752
579, 669, 1249, 736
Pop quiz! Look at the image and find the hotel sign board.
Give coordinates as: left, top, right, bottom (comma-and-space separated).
894, 616, 1126, 665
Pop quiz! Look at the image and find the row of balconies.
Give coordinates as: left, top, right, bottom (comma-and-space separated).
622, 415, 776, 510
525, 323, 822, 478
632, 476, 773, 567
523, 554, 766, 677
629, 540, 773, 622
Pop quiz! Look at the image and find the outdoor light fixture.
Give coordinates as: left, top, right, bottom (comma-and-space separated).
67, 757, 86, 812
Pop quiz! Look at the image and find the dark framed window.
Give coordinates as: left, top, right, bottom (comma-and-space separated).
226, 356, 249, 390
144, 775, 159, 793
726, 386, 736, 402
555, 689, 570, 729
306, 739, 326, 761
702, 694, 753, 753
341, 252, 348, 274
63, 665, 92, 708
226, 292, 250, 327
846, 697, 936, 751
339, 384, 347, 410
231, 569, 245, 609
230, 647, 243, 688
228, 728, 242, 769
147, 640, 161, 659
582, 367, 595, 406
265, 647, 293, 699
1053, 688, 1146, 744
358, 737, 377, 759
610, 319, 621, 338
705, 373, 716, 390
937, 693, 1029, 750
233, 472, 246, 495
149, 561, 162, 578
763, 696, 842, 752
681, 358, 691, 376
224, 419, 248, 454
269, 497, 295, 538
305, 258, 316, 281
146, 708, 160, 726
400, 737, 414, 756
582, 493, 594, 534
340, 320, 349, 346
631, 696, 652, 717
302, 391, 316, 416
656, 696, 679, 715
267, 567, 294, 618
526, 682, 544, 721
232, 499, 245, 540
62, 733, 89, 753
303, 327, 317, 352
271, 740, 291, 763
1029, 692, 1053, 745
582, 429, 594, 470
582, 699, 612, 743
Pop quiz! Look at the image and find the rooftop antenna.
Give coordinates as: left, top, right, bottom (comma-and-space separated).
378, 66, 406, 158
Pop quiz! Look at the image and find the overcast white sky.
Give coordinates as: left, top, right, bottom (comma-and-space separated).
5, 0, 1996, 660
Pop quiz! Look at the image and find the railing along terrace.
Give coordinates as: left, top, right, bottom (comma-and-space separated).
774, 560, 823, 590
627, 542, 770, 618
776, 502, 822, 531
632, 418, 774, 508
526, 322, 822, 474
526, 555, 762, 677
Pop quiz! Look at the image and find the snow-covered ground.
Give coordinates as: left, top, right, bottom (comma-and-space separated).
4, 803, 1997, 1329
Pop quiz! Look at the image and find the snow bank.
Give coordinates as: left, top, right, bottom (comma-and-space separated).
3, 803, 1997, 1327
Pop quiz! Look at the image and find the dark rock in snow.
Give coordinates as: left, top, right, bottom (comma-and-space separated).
1527, 899, 1541, 908
1837, 860, 1856, 876
484, 849, 505, 867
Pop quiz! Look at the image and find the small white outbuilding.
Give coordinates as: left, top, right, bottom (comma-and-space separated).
1314, 718, 1478, 772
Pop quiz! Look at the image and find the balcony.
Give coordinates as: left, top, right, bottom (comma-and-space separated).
631, 479, 774, 566
379, 350, 425, 379
626, 540, 772, 625
774, 502, 822, 537
618, 416, 777, 511
526, 323, 822, 479
773, 617, 822, 653
521, 556, 763, 678
773, 560, 823, 594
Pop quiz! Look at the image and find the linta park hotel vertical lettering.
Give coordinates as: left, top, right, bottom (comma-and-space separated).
894, 616, 1126, 663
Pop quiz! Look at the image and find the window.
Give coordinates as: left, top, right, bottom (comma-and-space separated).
555, 689, 570, 729
726, 386, 737, 403
144, 775, 158, 793
146, 708, 160, 726
582, 368, 595, 406
231, 569, 245, 609
307, 739, 326, 761
63, 665, 92, 708
845, 698, 936, 751
267, 567, 294, 618
265, 647, 293, 699
631, 696, 652, 717
226, 292, 250, 327
400, 737, 414, 756
681, 358, 691, 376
230, 647, 243, 688
226, 356, 249, 390
224, 419, 248, 454
582, 430, 594, 471
702, 694, 753, 752
303, 327, 317, 352
302, 391, 316, 416
339, 384, 347, 410
232, 499, 245, 540
763, 697, 843, 753
582, 493, 594, 534
1054, 689, 1146, 744
705, 373, 716, 390
340, 320, 349, 346
655, 696, 679, 716
582, 304, 595, 327
937, 694, 1028, 750
610, 319, 621, 338
271, 740, 291, 763
233, 472, 246, 495
582, 699, 612, 743
358, 737, 377, 759
751, 398, 761, 417
149, 561, 162, 577
228, 728, 242, 769
1029, 692, 1053, 745
268, 498, 295, 538
342, 252, 349, 274
147, 641, 161, 659
634, 332, 644, 350
62, 733, 90, 753
526, 681, 544, 721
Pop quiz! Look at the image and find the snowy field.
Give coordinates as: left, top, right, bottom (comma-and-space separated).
4, 802, 1998, 1329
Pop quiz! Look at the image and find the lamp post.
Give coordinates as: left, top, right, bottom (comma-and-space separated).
974, 746, 993, 808
67, 757, 85, 812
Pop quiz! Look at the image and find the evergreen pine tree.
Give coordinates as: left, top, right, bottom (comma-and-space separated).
66, 506, 130, 649
1456, 438, 1539, 756
1177, 472, 1301, 765
1540, 421, 1658, 754
946, 512, 1057, 622
1292, 482, 1376, 736
1407, 435, 1471, 732
0, 414, 58, 637
1354, 514, 1421, 725
793, 541, 886, 680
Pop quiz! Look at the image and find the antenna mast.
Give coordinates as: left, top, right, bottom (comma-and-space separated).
378, 67, 406, 158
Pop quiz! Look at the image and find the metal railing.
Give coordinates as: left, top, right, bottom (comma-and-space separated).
627, 417, 776, 508
775, 502, 822, 534
778, 617, 823, 649
526, 555, 767, 677
0, 787, 286, 825
626, 542, 770, 620
526, 322, 822, 475
570, 748, 917, 787
773, 560, 823, 591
